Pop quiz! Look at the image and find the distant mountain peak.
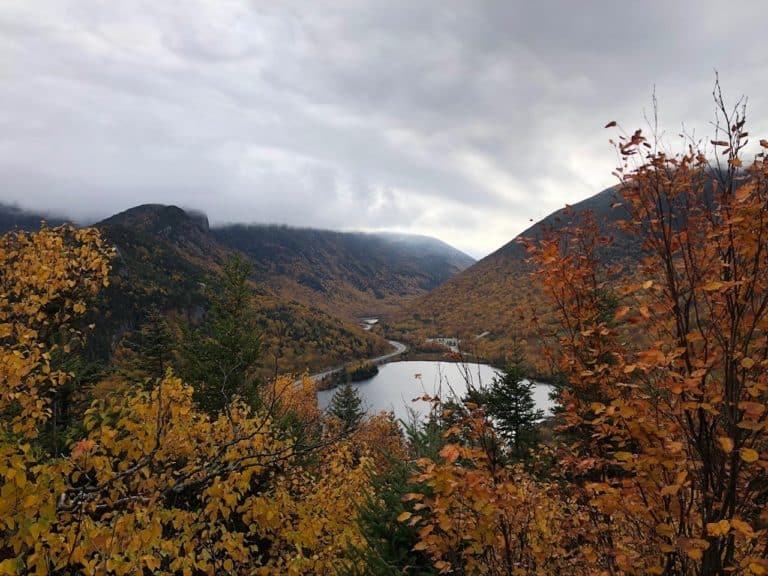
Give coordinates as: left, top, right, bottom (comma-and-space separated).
99, 204, 209, 234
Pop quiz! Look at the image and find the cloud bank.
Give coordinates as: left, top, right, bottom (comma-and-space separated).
0, 1, 766, 257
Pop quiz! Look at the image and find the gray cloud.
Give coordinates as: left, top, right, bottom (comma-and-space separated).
0, 0, 766, 257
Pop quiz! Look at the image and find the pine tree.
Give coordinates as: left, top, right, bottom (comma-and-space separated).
344, 459, 438, 576
328, 381, 365, 432
486, 352, 543, 458
123, 305, 173, 382
180, 255, 262, 414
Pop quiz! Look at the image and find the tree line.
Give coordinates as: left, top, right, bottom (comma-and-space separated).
3, 87, 768, 574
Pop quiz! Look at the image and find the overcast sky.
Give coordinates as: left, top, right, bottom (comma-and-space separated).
1, 1, 766, 258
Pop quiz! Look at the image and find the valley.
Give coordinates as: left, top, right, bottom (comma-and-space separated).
0, 202, 476, 381
7, 125, 768, 575
3, 4, 766, 571
0, 186, 629, 382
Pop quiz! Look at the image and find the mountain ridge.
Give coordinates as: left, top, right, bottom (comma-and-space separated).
90, 204, 394, 378
212, 221, 474, 319
0, 202, 68, 234
390, 185, 630, 365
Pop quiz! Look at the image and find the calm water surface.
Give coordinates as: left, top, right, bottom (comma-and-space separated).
317, 360, 556, 423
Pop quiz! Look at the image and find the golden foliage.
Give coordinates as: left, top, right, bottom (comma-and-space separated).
406, 411, 595, 575
0, 225, 112, 438
0, 226, 400, 575
522, 104, 768, 574
404, 99, 768, 576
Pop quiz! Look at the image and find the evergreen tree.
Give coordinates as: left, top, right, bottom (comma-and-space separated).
344, 459, 438, 576
328, 381, 365, 432
123, 305, 173, 382
486, 352, 543, 458
180, 255, 262, 414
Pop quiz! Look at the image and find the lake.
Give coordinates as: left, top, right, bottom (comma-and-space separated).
316, 360, 556, 424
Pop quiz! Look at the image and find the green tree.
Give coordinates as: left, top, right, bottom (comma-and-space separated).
485, 353, 543, 459
328, 381, 365, 432
122, 305, 173, 382
180, 255, 262, 414
345, 459, 438, 576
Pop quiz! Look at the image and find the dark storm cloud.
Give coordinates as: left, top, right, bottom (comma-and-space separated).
0, 1, 766, 257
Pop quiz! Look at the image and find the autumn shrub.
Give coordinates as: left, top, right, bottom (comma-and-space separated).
403, 91, 768, 576
0, 225, 395, 575
527, 94, 768, 574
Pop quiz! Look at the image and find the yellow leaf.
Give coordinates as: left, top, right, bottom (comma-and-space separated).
590, 402, 605, 414
731, 518, 756, 538
741, 448, 760, 463
0, 559, 19, 575
703, 281, 724, 292
667, 441, 683, 453
742, 357, 756, 369
660, 485, 680, 497
719, 437, 734, 453
706, 519, 730, 536
396, 511, 412, 523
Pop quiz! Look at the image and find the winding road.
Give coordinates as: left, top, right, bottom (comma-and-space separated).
304, 340, 407, 384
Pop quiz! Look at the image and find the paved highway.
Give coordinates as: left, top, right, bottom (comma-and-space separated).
299, 340, 407, 384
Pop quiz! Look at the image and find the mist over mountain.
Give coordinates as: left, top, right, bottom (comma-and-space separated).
89, 204, 397, 377
213, 224, 474, 318
0, 202, 470, 377
0, 202, 68, 234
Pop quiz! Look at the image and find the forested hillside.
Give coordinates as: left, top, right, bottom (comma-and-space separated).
213, 224, 474, 318
391, 185, 633, 367
0, 202, 473, 379
91, 204, 391, 379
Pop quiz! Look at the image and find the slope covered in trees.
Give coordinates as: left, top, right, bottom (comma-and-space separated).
390, 184, 640, 368
213, 224, 475, 318
92, 204, 391, 380
5, 90, 768, 575
2, 202, 473, 378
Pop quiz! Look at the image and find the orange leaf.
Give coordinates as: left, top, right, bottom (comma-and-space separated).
439, 444, 461, 463
719, 437, 734, 453
703, 281, 724, 292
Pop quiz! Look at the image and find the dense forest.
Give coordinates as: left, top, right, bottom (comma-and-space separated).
388, 181, 638, 375
213, 225, 474, 319
5, 95, 768, 576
